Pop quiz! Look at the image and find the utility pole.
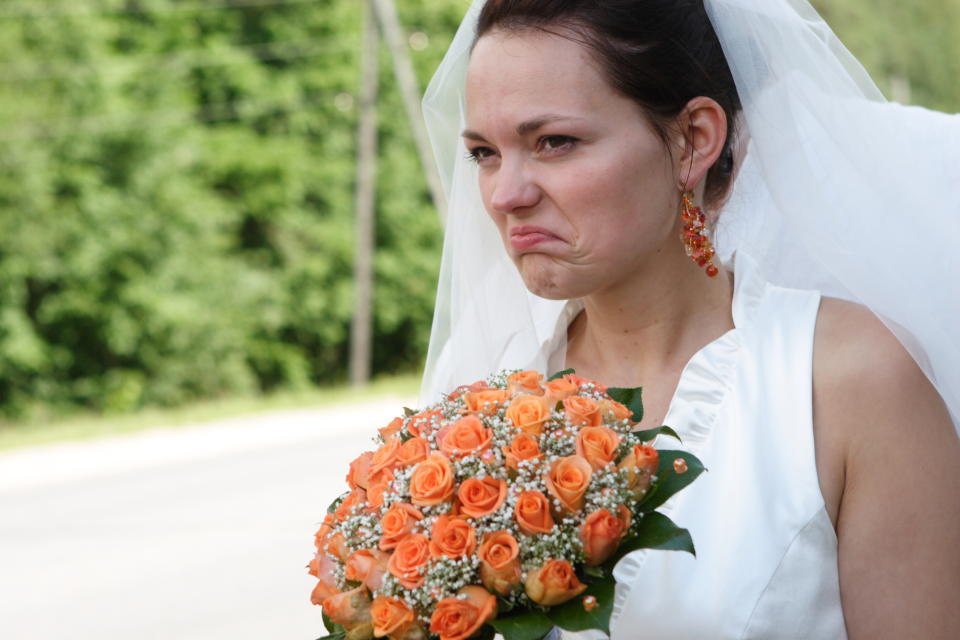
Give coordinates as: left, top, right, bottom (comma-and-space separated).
370, 0, 447, 221
349, 0, 379, 387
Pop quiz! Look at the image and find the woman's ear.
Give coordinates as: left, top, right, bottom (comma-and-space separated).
672, 96, 728, 190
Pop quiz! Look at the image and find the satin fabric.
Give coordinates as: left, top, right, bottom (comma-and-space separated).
558, 252, 846, 639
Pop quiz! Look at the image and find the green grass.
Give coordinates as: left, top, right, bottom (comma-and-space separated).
0, 374, 421, 452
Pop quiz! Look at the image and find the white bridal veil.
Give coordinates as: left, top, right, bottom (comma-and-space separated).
418, 0, 960, 434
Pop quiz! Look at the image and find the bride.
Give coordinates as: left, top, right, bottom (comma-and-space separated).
417, 0, 960, 637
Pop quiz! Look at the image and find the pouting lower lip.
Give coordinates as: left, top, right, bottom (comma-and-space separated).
510, 232, 558, 250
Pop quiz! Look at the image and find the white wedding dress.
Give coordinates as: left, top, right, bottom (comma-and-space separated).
419, 2, 959, 637
554, 251, 847, 640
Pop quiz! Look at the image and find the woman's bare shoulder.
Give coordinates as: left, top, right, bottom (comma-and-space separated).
810, 297, 955, 523
812, 294, 957, 446
813, 297, 960, 638
813, 296, 930, 410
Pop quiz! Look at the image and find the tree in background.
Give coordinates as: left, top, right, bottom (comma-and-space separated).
812, 0, 960, 111
0, 0, 464, 418
0, 0, 955, 419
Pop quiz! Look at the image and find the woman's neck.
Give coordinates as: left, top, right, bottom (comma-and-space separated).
565, 249, 735, 389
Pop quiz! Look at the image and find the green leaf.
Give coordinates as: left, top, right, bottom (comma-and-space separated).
605, 512, 695, 570
403, 406, 416, 417
473, 625, 497, 640
637, 450, 705, 513
315, 632, 345, 640
322, 612, 335, 634
633, 425, 681, 444
321, 612, 345, 637
547, 368, 575, 381
547, 579, 615, 634
326, 491, 349, 515
583, 565, 607, 582
490, 609, 554, 640
607, 386, 644, 423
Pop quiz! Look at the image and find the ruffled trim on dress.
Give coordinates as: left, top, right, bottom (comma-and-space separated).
610, 250, 769, 625
542, 297, 586, 377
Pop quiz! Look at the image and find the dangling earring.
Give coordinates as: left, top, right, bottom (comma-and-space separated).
679, 190, 719, 278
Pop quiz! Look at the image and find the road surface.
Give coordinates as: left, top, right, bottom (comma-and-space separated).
0, 395, 416, 639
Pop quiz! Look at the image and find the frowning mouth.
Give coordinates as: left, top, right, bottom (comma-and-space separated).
509, 225, 562, 251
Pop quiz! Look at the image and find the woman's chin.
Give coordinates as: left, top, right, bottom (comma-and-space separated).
516, 261, 585, 301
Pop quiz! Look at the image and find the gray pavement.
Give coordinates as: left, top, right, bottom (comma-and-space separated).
0, 396, 416, 640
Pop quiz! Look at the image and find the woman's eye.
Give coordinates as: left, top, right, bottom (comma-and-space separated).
466, 146, 496, 164
536, 135, 577, 154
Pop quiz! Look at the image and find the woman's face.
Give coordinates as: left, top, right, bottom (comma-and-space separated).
464, 28, 681, 300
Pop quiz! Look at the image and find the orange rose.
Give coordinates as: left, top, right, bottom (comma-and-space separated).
379, 417, 404, 441
387, 533, 430, 589
345, 548, 390, 592
507, 370, 544, 396
456, 476, 507, 518
566, 373, 605, 392
580, 507, 631, 566
437, 415, 493, 458
310, 577, 340, 608
407, 409, 443, 438
619, 444, 660, 497
477, 531, 521, 596
599, 398, 633, 422
429, 515, 477, 559
514, 490, 555, 535
447, 380, 492, 402
308, 552, 341, 605
370, 436, 402, 478
347, 451, 373, 490
504, 394, 551, 437
409, 453, 456, 507
503, 434, 542, 471
524, 559, 587, 606
563, 395, 602, 427
575, 426, 621, 470
391, 627, 426, 640
544, 455, 593, 515
323, 587, 374, 634
463, 389, 510, 416
429, 586, 497, 640
379, 502, 423, 551
371, 596, 416, 639
396, 437, 429, 467
367, 469, 395, 511
544, 374, 579, 405
326, 531, 350, 562
336, 488, 367, 522
314, 515, 333, 550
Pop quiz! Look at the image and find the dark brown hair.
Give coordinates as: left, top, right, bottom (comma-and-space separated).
476, 0, 741, 206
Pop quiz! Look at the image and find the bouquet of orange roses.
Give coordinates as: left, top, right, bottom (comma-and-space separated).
309, 369, 703, 640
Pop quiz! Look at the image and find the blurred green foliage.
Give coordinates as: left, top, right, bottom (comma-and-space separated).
0, 0, 467, 418
813, 0, 960, 111
0, 0, 955, 420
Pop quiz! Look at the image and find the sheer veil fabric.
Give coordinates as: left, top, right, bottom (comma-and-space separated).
418, 0, 960, 436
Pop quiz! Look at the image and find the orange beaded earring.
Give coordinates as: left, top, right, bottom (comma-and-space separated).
679, 190, 719, 278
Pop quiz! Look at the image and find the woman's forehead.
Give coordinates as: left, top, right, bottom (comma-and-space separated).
465, 30, 616, 129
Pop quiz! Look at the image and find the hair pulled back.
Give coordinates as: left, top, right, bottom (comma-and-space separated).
476, 0, 742, 207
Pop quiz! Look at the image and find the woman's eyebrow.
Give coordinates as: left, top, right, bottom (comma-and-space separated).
515, 114, 584, 136
461, 114, 585, 141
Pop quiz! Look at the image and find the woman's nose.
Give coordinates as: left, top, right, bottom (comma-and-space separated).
489, 163, 541, 214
